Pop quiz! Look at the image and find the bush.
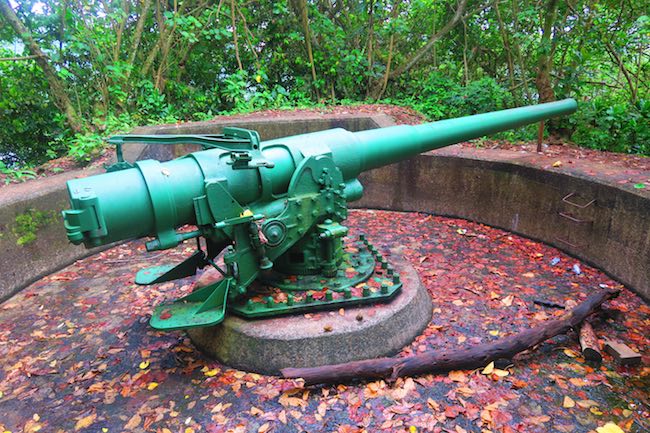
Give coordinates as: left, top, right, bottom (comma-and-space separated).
572, 98, 649, 154
0, 51, 67, 165
390, 73, 514, 120
67, 133, 105, 164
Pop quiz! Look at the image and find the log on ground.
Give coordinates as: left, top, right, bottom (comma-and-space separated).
281, 289, 619, 385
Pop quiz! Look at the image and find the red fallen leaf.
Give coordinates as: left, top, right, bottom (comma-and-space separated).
444, 404, 465, 419
159, 310, 172, 320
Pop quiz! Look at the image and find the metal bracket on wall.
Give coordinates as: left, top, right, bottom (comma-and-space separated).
554, 192, 597, 250
554, 237, 582, 249
558, 212, 593, 224
562, 192, 596, 209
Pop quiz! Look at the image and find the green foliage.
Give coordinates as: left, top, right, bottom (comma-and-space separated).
572, 98, 649, 154
67, 113, 138, 164
392, 74, 514, 119
0, 161, 37, 184
67, 133, 106, 164
0, 49, 66, 165
132, 80, 174, 121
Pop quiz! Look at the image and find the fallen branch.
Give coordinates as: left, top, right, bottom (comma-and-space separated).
281, 289, 619, 385
578, 321, 602, 362
533, 298, 565, 309
565, 300, 602, 362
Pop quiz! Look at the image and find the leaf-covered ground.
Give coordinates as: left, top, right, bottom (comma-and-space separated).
0, 210, 648, 433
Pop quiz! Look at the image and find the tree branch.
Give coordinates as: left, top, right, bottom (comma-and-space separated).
0, 54, 42, 61
389, 0, 469, 78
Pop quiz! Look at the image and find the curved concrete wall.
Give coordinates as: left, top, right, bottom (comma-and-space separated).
356, 154, 650, 301
1, 112, 648, 303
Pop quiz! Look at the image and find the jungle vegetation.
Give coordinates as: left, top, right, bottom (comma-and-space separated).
0, 0, 648, 172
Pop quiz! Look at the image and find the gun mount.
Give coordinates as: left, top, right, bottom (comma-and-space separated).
62, 99, 578, 330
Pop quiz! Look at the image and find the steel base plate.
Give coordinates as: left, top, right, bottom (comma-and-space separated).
229, 237, 402, 318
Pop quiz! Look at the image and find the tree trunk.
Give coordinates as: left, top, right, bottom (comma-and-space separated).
365, 0, 375, 97
511, 0, 532, 101
494, 0, 518, 102
462, 18, 469, 85
125, 0, 153, 81
535, 0, 559, 137
0, 0, 83, 132
371, 1, 401, 100
230, 0, 244, 71
282, 289, 619, 385
291, 0, 320, 99
535, 0, 558, 104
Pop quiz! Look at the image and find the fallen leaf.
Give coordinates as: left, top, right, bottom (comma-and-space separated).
138, 361, 149, 370
563, 348, 578, 358
147, 382, 158, 390
553, 160, 562, 167
448, 370, 467, 382
590, 407, 603, 416
444, 405, 464, 419
482, 361, 495, 375
576, 399, 599, 408
596, 422, 624, 433
569, 378, 588, 387
124, 414, 141, 430
563, 396, 575, 408
75, 413, 96, 431
456, 386, 475, 396
527, 415, 551, 425
427, 398, 440, 411
248, 406, 263, 416
501, 295, 514, 306
317, 402, 327, 417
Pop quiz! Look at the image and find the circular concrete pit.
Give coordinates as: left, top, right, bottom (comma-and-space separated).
188, 256, 432, 375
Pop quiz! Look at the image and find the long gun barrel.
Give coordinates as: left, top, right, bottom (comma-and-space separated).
64, 99, 577, 249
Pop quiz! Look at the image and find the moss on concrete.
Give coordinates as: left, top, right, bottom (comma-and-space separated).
12, 209, 59, 246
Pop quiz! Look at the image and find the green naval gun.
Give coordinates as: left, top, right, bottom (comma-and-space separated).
62, 99, 578, 330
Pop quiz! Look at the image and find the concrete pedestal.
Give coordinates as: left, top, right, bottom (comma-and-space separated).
188, 256, 432, 375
